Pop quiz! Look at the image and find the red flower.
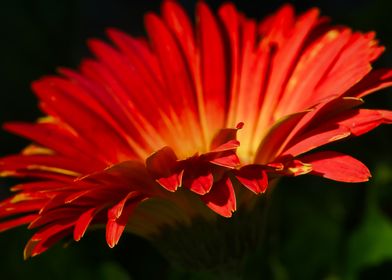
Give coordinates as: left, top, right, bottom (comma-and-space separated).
1, 1, 392, 258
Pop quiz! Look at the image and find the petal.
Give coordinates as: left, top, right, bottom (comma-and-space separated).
312, 32, 376, 101
255, 111, 309, 164
346, 68, 392, 98
183, 165, 213, 195
282, 126, 351, 157
32, 78, 135, 162
282, 109, 392, 157
201, 177, 236, 217
208, 151, 240, 169
146, 146, 182, 192
339, 109, 392, 136
219, 3, 241, 125
195, 2, 227, 133
254, 8, 319, 142
73, 207, 98, 241
10, 181, 67, 192
29, 208, 80, 229
106, 204, 135, 248
24, 221, 74, 259
275, 28, 352, 115
300, 151, 371, 182
144, 12, 203, 153
210, 125, 241, 152
162, 0, 196, 68
81, 160, 159, 196
0, 154, 82, 177
235, 165, 268, 194
0, 214, 38, 233
108, 192, 141, 220
210, 139, 240, 153
3, 122, 106, 168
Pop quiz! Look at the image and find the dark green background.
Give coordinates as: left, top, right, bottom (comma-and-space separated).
0, 0, 391, 279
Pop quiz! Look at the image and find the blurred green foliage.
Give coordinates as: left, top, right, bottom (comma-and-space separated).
1, 0, 392, 279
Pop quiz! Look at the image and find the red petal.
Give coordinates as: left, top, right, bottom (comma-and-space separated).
282, 109, 392, 157
346, 68, 392, 98
0, 214, 38, 233
32, 78, 134, 162
73, 208, 98, 241
106, 204, 135, 248
162, 0, 196, 69
3, 122, 106, 168
188, 172, 213, 196
254, 8, 319, 140
108, 192, 141, 220
196, 2, 227, 132
210, 139, 240, 153
339, 109, 392, 136
0, 200, 46, 220
312, 32, 376, 101
282, 126, 351, 157
283, 159, 313, 176
275, 29, 352, 114
156, 173, 183, 192
29, 208, 80, 229
81, 160, 159, 196
300, 151, 371, 182
24, 226, 72, 259
210, 127, 241, 152
218, 4, 241, 125
201, 177, 236, 217
144, 12, 202, 151
255, 111, 308, 164
208, 151, 240, 169
235, 165, 268, 194
146, 147, 182, 191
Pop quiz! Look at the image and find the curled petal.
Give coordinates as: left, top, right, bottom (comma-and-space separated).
201, 177, 236, 217
146, 146, 183, 191
183, 164, 213, 195
208, 151, 240, 169
235, 165, 268, 194
210, 124, 242, 152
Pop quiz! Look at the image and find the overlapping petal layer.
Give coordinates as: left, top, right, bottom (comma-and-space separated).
1, 1, 392, 257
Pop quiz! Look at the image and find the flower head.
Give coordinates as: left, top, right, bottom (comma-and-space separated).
1, 1, 392, 258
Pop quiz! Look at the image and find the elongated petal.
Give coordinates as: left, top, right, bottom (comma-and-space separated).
0, 214, 38, 233
282, 109, 392, 157
196, 2, 227, 134
24, 225, 73, 259
106, 204, 135, 248
300, 151, 371, 182
339, 109, 392, 136
74, 208, 98, 241
255, 111, 309, 163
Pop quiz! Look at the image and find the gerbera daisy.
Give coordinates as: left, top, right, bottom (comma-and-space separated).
1, 0, 392, 260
